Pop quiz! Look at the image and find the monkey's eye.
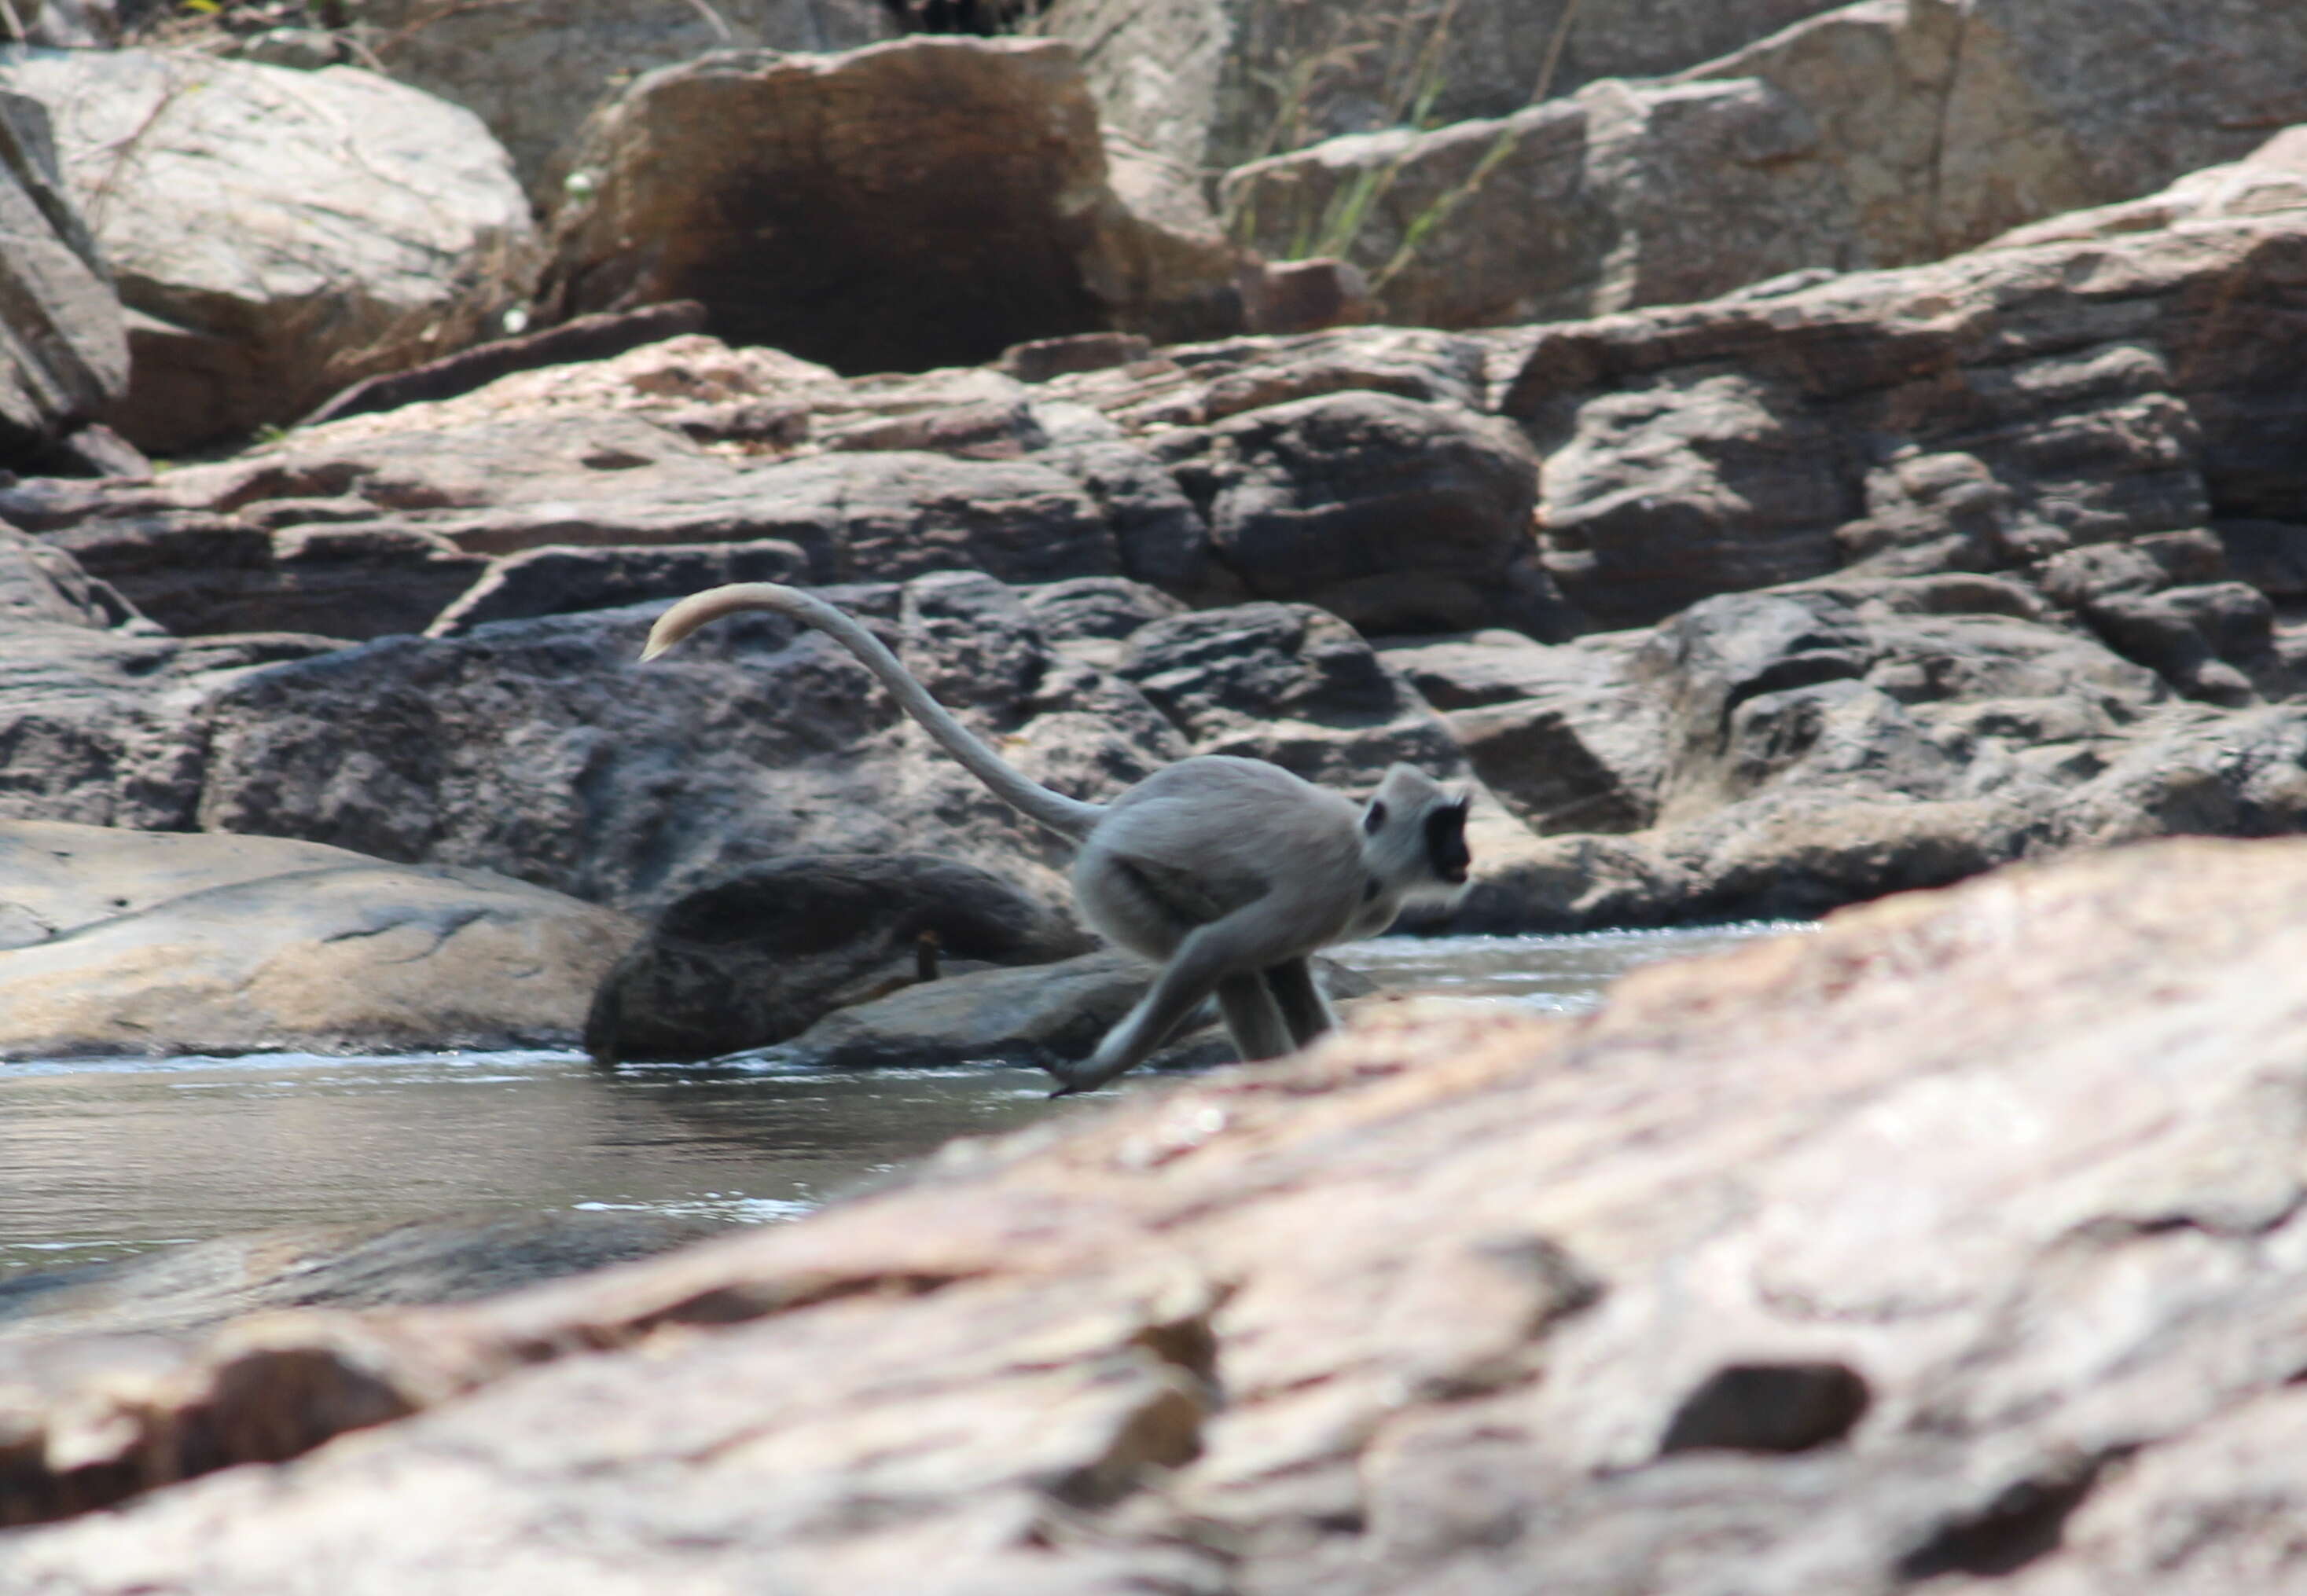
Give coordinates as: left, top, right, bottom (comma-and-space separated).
1363, 800, 1389, 835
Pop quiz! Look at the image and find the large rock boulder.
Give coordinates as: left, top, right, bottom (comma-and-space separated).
1503, 128, 2307, 629
9, 838, 2307, 1589
0, 519, 350, 831
187, 572, 1185, 917
1384, 627, 1665, 835
0, 49, 537, 453
0, 819, 641, 1058
1391, 565, 2307, 926
352, 0, 892, 199
1034, 0, 1846, 182
1149, 388, 1565, 636
1223, 0, 2307, 328
585, 853, 1091, 1064
535, 39, 1249, 374
0, 89, 127, 472
1119, 600, 1464, 783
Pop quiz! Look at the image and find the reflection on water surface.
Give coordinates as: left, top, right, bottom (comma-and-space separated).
0, 923, 1804, 1276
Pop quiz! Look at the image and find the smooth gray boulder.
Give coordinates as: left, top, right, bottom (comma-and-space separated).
755, 948, 1174, 1073
0, 49, 536, 453
0, 820, 642, 1059
0, 88, 126, 471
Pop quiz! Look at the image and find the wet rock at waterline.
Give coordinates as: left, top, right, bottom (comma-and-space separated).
10, 838, 2307, 1587
0, 1212, 726, 1344
754, 946, 1196, 1073
0, 820, 640, 1059
750, 948, 1377, 1073
586, 853, 1091, 1065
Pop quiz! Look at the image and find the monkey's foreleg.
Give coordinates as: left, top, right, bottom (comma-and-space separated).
1048, 904, 1314, 1096
1049, 964, 1223, 1096
1216, 971, 1294, 1061
1262, 957, 1335, 1049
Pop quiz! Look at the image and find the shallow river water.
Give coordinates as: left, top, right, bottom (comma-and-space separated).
0, 924, 1799, 1278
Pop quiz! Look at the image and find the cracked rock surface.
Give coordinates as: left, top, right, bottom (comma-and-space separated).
6, 835, 2307, 1589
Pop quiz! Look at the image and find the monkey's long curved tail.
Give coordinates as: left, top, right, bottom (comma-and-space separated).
641, 582, 1108, 842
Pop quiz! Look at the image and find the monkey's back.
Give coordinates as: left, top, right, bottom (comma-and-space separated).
1072, 756, 1367, 959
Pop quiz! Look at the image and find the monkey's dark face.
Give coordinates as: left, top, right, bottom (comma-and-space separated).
1361, 771, 1473, 905
1424, 799, 1471, 885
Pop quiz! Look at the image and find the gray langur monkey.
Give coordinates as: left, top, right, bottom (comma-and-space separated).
642, 582, 1473, 1093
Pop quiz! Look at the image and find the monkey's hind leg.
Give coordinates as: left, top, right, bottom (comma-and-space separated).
1262, 956, 1335, 1049
1216, 971, 1293, 1062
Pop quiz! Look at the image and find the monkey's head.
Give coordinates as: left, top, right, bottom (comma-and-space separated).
1359, 764, 1472, 904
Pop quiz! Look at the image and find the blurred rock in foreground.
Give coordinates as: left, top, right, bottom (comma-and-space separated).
6, 835, 2307, 1590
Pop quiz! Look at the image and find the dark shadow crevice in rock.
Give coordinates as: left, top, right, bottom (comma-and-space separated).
1047, 1379, 1208, 1508
0, 1257, 991, 1532
1892, 1454, 2107, 1582
1659, 1360, 1871, 1456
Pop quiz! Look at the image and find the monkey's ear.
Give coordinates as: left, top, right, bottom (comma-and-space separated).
1362, 800, 1390, 835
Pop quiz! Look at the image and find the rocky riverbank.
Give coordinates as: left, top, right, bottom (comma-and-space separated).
0, 0, 2304, 1579
1, 119, 2304, 1052
8, 835, 2307, 1590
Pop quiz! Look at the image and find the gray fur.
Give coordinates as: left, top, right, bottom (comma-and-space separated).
644, 582, 1471, 1093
